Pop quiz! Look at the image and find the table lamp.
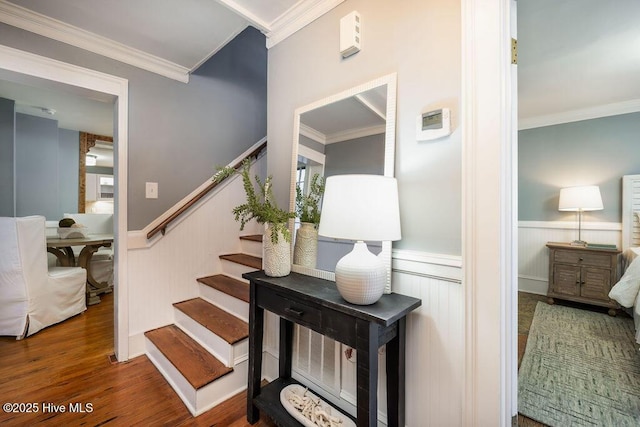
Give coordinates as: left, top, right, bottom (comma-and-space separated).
318, 175, 401, 305
558, 185, 603, 246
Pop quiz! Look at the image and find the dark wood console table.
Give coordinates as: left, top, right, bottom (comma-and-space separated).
244, 271, 421, 427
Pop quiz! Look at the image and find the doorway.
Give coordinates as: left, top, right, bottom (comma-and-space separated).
0, 44, 129, 360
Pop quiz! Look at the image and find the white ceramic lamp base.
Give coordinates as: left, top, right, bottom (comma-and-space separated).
335, 241, 386, 305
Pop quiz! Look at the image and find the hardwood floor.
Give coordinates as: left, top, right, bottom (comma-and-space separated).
0, 293, 276, 426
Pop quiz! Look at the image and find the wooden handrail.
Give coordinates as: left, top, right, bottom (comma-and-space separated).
146, 141, 267, 240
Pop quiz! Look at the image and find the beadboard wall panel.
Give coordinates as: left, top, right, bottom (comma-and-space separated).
126, 172, 261, 357
518, 221, 621, 295
262, 252, 464, 426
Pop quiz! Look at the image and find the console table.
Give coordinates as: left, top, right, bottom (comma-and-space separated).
244, 271, 421, 427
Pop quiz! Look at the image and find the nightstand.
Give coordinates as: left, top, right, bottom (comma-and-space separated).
546, 242, 620, 316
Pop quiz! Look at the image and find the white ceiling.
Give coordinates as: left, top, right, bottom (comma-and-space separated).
518, 0, 640, 128
1, 0, 637, 134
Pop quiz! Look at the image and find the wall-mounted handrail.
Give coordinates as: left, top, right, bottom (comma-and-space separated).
146, 141, 267, 240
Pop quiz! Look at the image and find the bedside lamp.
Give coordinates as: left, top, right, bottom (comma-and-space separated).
558, 185, 603, 246
318, 175, 401, 305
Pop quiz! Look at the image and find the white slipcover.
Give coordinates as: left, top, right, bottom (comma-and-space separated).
0, 216, 86, 338
63, 213, 114, 286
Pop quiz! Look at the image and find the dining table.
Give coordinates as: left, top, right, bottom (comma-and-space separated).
47, 233, 114, 305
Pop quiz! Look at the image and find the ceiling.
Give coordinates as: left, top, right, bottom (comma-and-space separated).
518, 0, 640, 128
300, 86, 387, 144
0, 0, 344, 135
0, 0, 638, 134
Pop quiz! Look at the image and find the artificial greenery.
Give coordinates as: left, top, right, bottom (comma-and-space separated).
219, 159, 295, 244
295, 173, 325, 227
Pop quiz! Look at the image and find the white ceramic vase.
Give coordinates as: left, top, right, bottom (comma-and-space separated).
263, 223, 291, 277
293, 222, 318, 269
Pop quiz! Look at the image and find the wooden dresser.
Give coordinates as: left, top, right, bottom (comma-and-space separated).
546, 242, 620, 316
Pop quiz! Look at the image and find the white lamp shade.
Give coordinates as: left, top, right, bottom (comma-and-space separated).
318, 174, 401, 242
558, 186, 603, 212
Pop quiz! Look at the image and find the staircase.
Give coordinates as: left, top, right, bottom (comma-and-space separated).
144, 233, 263, 416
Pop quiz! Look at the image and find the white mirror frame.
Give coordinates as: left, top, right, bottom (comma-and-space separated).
288, 73, 397, 292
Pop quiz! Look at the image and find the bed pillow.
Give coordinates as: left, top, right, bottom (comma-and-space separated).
609, 256, 640, 308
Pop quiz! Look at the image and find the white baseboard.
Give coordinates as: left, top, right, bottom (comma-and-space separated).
518, 276, 548, 296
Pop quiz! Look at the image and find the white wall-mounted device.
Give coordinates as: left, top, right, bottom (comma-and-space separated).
340, 11, 361, 58
416, 108, 451, 141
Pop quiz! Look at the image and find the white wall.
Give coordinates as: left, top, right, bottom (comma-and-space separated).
267, 0, 462, 256
267, 2, 464, 424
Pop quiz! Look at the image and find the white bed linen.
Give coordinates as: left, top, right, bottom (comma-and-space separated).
622, 248, 640, 344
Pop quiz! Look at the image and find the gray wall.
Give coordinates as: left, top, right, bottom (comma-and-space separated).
519, 112, 640, 222
57, 128, 79, 215
13, 114, 79, 219
15, 113, 59, 219
324, 133, 384, 177
268, 0, 462, 255
0, 24, 267, 230
0, 97, 14, 216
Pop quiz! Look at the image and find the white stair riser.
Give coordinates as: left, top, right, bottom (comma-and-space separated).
195, 359, 248, 416
174, 310, 236, 367
145, 336, 249, 417
220, 259, 260, 282
199, 283, 249, 323
146, 337, 198, 415
240, 238, 263, 257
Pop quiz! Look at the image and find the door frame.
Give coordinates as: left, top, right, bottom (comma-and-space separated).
461, 0, 517, 425
0, 44, 130, 360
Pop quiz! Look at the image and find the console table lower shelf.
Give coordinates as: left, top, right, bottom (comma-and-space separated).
254, 378, 355, 427
244, 271, 421, 427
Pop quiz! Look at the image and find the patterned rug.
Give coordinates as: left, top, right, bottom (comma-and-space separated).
519, 302, 640, 426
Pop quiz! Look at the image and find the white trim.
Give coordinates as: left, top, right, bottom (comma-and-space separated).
0, 0, 190, 83
214, 0, 271, 33
299, 123, 327, 144
127, 137, 267, 250
266, 0, 345, 48
392, 249, 462, 283
297, 145, 326, 166
188, 23, 249, 72
0, 44, 130, 361
518, 220, 622, 231
325, 124, 386, 144
462, 0, 515, 424
519, 98, 640, 130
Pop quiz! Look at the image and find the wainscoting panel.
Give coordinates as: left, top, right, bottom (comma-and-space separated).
126, 170, 262, 356
518, 221, 621, 295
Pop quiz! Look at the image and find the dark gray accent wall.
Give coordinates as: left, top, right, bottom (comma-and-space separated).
519, 112, 640, 222
15, 113, 59, 219
58, 128, 79, 216
324, 134, 385, 177
0, 97, 15, 216
0, 24, 267, 230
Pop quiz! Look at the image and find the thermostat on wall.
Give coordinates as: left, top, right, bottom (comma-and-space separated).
417, 108, 451, 141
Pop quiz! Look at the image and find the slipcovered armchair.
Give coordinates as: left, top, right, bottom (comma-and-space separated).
0, 216, 86, 339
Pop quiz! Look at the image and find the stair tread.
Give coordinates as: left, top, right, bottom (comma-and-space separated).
240, 234, 262, 242
145, 325, 232, 390
220, 253, 262, 270
174, 298, 248, 344
197, 274, 249, 303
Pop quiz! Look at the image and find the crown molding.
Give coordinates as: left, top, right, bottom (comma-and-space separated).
266, 0, 345, 49
519, 98, 640, 130
325, 124, 386, 144
214, 0, 270, 33
0, 0, 190, 83
299, 123, 327, 144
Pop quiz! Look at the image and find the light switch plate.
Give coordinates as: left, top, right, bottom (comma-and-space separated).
146, 182, 158, 199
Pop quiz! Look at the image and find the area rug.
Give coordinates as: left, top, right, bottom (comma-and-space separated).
518, 302, 640, 426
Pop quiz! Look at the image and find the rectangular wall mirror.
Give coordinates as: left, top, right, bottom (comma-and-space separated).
288, 73, 397, 291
